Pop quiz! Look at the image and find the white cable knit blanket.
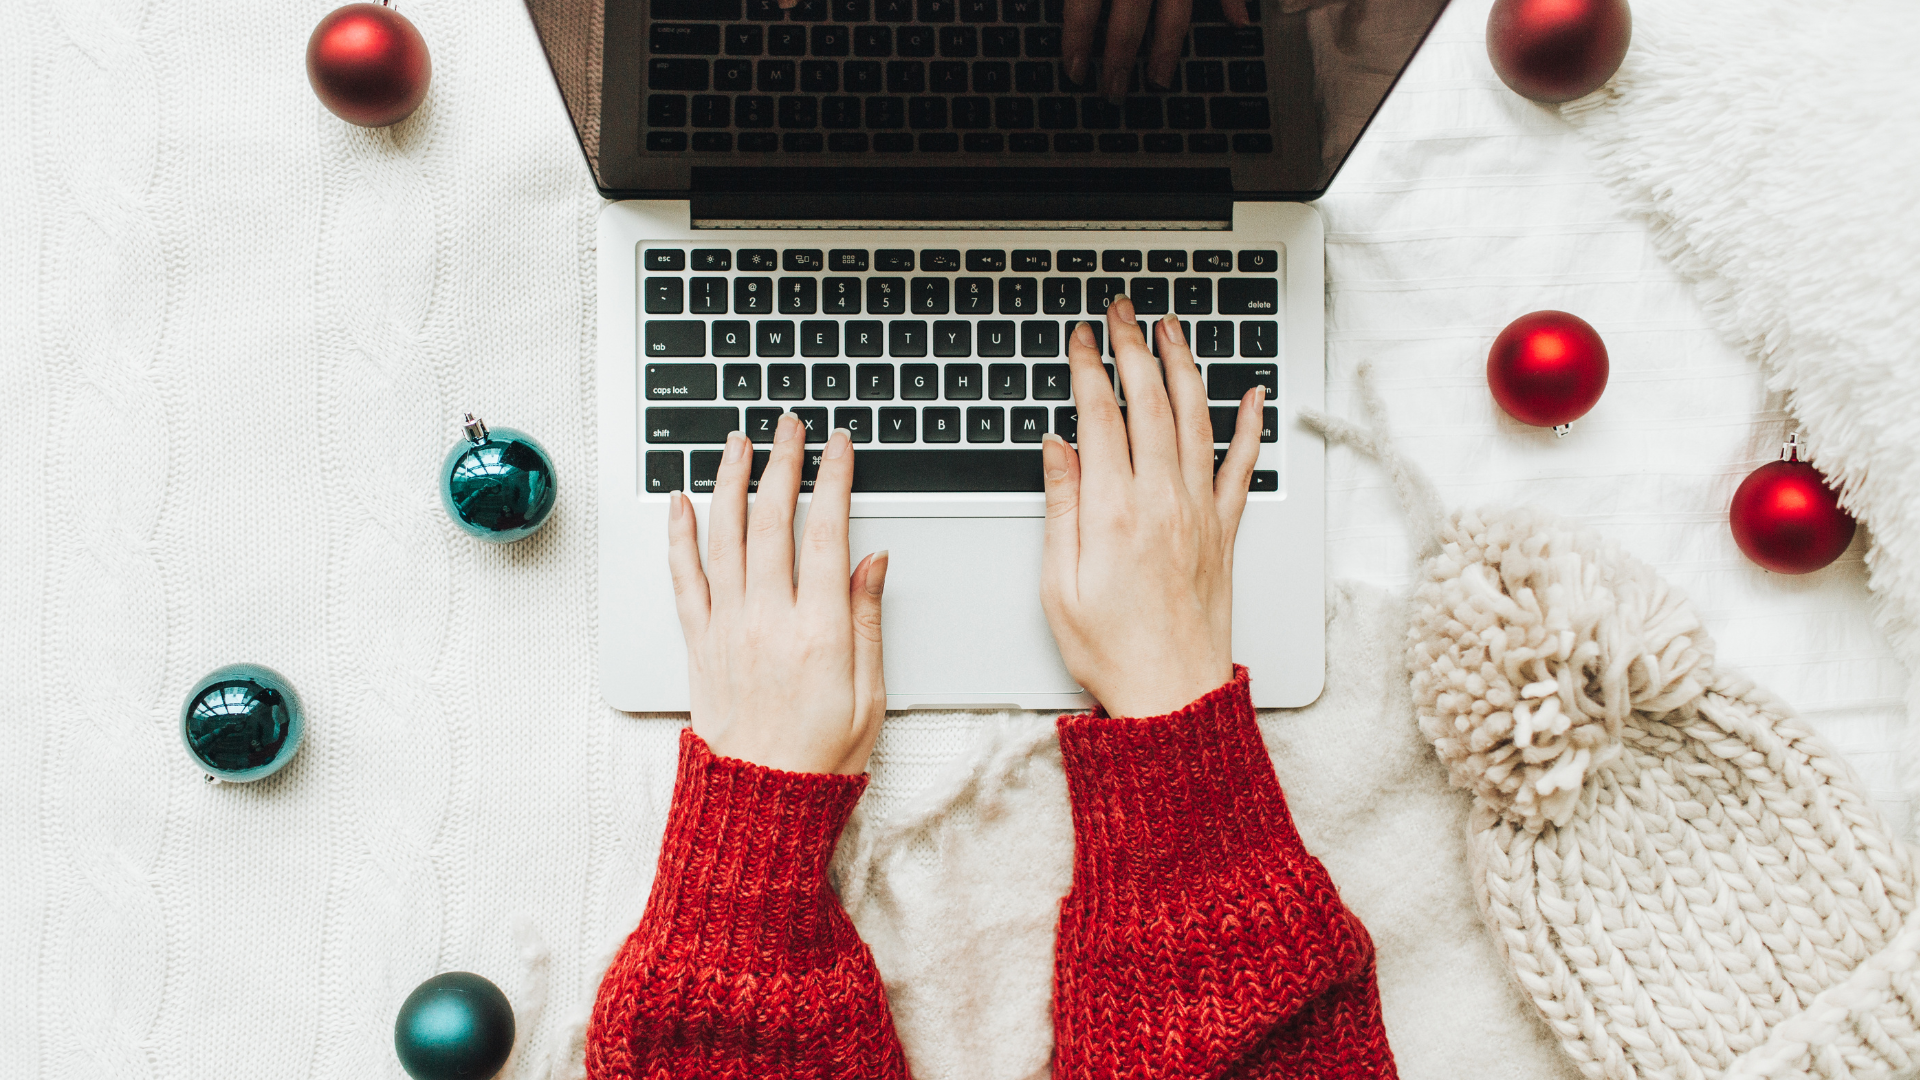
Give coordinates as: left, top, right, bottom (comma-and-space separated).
0, 0, 1908, 1076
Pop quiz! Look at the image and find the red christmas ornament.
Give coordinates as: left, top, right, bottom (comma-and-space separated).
1729, 433, 1856, 575
306, 2, 432, 128
1487, 0, 1632, 104
1486, 310, 1609, 435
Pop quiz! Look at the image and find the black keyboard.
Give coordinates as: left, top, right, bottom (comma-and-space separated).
638, 242, 1284, 493
642, 0, 1276, 155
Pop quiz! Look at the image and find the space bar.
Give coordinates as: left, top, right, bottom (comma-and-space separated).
849, 449, 1043, 493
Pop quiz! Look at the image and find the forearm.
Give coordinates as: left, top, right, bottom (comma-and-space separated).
587, 729, 908, 1079
1052, 667, 1395, 1079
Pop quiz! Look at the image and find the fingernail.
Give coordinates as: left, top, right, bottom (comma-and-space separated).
669, 493, 686, 519
1073, 320, 1094, 345
1256, 385, 1267, 405
723, 431, 745, 463
776, 413, 799, 442
1068, 56, 1088, 86
1149, 58, 1175, 90
866, 550, 889, 595
826, 428, 850, 458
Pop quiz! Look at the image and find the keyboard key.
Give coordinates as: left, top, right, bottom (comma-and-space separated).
1194, 321, 1233, 357
1209, 98, 1270, 129
822, 276, 861, 313
646, 450, 685, 492
1228, 59, 1267, 93
1002, 0, 1039, 19
1237, 249, 1279, 273
955, 277, 993, 314
898, 25, 936, 55
692, 248, 733, 271
740, 249, 778, 271
646, 363, 717, 399
1207, 405, 1279, 443
734, 276, 772, 313
1082, 98, 1122, 129
1218, 277, 1278, 314
1055, 132, 1093, 152
836, 407, 873, 442
769, 24, 807, 53
1129, 277, 1168, 314
888, 60, 927, 93
714, 59, 754, 91
829, 249, 869, 271
956, 100, 993, 129
1031, 363, 1069, 399
1042, 277, 1081, 314
1086, 277, 1123, 312
1192, 250, 1231, 273
857, 363, 895, 399
1011, 249, 1050, 272
879, 407, 917, 441
1186, 60, 1224, 93
690, 277, 727, 313
889, 320, 928, 356
1021, 320, 1060, 357
932, 61, 968, 92
911, 277, 949, 314
977, 320, 1016, 356
876, 249, 914, 271
961, 249, 1004, 272
811, 363, 851, 397
1010, 406, 1047, 442
944, 363, 983, 399
653, 0, 742, 17
920, 249, 961, 271
791, 407, 829, 443
877, 0, 911, 18
996, 97, 1035, 128
875, 132, 913, 150
1173, 278, 1212, 314
853, 28, 891, 57
1024, 25, 1061, 56
692, 131, 732, 150
645, 277, 685, 313
746, 0, 784, 16
801, 321, 839, 356
649, 58, 709, 90
757, 320, 796, 356
1123, 97, 1162, 129
1098, 132, 1139, 152
828, 130, 869, 150
646, 406, 739, 443
833, 0, 870, 17
1192, 26, 1262, 56
1054, 406, 1078, 442
768, 363, 806, 398
645, 249, 688, 271
847, 320, 885, 355
939, 26, 976, 55
1233, 133, 1274, 153
726, 24, 763, 54
723, 363, 761, 398
1239, 321, 1278, 357
746, 407, 782, 442
988, 363, 1026, 399
793, 0, 829, 21
867, 277, 905, 313
645, 320, 707, 357
923, 407, 962, 442
968, 406, 1005, 442
1143, 133, 1182, 152
997, 277, 1037, 315
758, 60, 797, 91
983, 26, 1022, 56
1101, 250, 1143, 273
783, 249, 825, 271
933, 320, 971, 356
1038, 97, 1075, 128
713, 320, 751, 355
1009, 131, 1048, 151
1249, 470, 1278, 492
961, 0, 995, 19
646, 130, 689, 151
901, 363, 938, 398
779, 276, 818, 313
1206, 362, 1276, 399
1147, 250, 1186, 273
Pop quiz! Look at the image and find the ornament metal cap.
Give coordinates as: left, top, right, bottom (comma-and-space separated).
1552, 423, 1572, 438
1782, 431, 1805, 463
463, 413, 489, 445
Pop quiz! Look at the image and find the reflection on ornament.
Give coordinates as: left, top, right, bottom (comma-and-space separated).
1486, 309, 1610, 435
394, 972, 516, 1080
1487, 0, 1632, 104
306, 2, 432, 127
1730, 433, 1856, 575
180, 663, 305, 783
440, 414, 558, 543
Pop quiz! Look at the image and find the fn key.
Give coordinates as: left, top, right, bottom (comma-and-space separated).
646, 451, 684, 493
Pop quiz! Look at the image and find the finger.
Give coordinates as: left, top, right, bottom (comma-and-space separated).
799, 428, 855, 606
846, 550, 889, 773
1108, 296, 1179, 483
1062, 0, 1102, 88
1066, 319, 1130, 486
1101, 0, 1154, 99
1221, 0, 1249, 26
1157, 314, 1215, 497
1146, 0, 1192, 89
705, 431, 753, 611
666, 493, 711, 637
746, 413, 804, 596
1040, 433, 1082, 609
1214, 385, 1264, 535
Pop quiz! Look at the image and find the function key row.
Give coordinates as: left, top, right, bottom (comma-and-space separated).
643, 248, 1279, 272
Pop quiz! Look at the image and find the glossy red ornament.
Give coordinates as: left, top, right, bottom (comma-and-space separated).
1487, 0, 1632, 104
306, 3, 431, 127
1486, 310, 1609, 435
1730, 434, 1856, 575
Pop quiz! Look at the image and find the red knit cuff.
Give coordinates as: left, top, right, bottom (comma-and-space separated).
640, 729, 869, 972
1057, 666, 1300, 905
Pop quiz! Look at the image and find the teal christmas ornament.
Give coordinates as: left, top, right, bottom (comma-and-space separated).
394, 972, 516, 1080
440, 414, 556, 543
179, 663, 305, 783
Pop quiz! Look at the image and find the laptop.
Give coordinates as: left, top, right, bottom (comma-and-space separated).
523, 0, 1449, 710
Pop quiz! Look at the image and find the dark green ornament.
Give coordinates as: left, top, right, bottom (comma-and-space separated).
179, 663, 305, 782
439, 414, 557, 543
394, 971, 516, 1080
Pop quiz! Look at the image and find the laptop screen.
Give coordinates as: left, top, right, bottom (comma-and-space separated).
526, 0, 1448, 202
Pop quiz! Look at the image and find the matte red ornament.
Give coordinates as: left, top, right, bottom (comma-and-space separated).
306, 3, 432, 128
1729, 433, 1856, 575
1487, 0, 1632, 104
1486, 310, 1609, 435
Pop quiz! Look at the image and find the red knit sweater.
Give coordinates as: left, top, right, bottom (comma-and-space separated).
586, 668, 1395, 1079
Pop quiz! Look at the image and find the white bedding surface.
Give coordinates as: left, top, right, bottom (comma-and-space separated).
0, 0, 1904, 1075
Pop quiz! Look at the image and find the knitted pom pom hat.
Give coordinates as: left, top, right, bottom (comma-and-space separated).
1409, 507, 1920, 1080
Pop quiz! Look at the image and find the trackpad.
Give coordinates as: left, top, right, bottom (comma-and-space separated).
848, 516, 1081, 699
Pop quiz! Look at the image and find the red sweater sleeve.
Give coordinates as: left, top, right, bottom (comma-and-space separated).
586, 729, 909, 1080
1053, 667, 1396, 1079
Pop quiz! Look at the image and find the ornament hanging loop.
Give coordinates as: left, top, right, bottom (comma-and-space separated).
1553, 423, 1572, 438
1782, 431, 1804, 463
463, 413, 490, 445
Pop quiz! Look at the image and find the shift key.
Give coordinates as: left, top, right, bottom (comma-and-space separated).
645, 363, 718, 400
646, 407, 739, 443
644, 320, 707, 357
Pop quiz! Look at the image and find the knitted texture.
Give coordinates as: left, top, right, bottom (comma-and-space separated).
1410, 508, 1920, 1080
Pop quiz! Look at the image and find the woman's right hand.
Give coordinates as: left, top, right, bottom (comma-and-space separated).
1038, 296, 1265, 718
